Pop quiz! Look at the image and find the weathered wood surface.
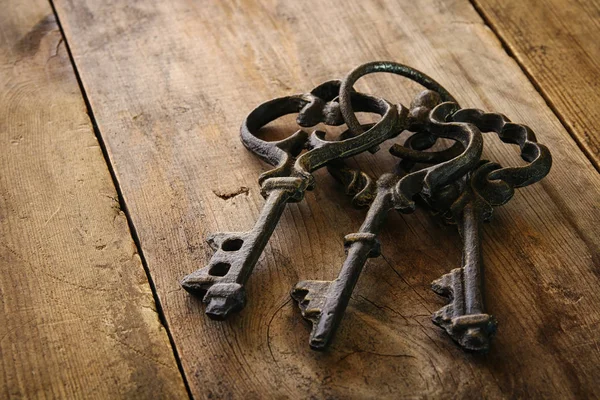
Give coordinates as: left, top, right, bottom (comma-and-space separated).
53, 0, 600, 398
473, 0, 600, 169
0, 1, 188, 398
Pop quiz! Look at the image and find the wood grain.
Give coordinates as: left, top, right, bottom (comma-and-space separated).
472, 0, 600, 169
0, 1, 188, 398
53, 0, 600, 398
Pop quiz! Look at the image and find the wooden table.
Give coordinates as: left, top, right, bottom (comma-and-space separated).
1, 0, 599, 398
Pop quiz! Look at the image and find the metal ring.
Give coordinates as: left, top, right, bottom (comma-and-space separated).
240, 80, 403, 181
339, 61, 457, 137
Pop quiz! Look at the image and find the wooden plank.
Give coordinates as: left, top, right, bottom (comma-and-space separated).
472, 0, 600, 169
53, 0, 600, 398
0, 1, 188, 398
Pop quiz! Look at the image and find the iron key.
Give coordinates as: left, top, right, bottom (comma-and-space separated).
291, 175, 394, 350
431, 166, 498, 352
181, 177, 304, 319
181, 81, 402, 319
431, 109, 552, 352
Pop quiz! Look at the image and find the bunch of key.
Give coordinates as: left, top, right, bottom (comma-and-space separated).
181, 61, 552, 353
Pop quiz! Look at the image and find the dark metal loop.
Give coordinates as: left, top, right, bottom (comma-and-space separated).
390, 89, 463, 168
339, 61, 457, 138
392, 102, 484, 213
240, 80, 405, 191
325, 124, 379, 208
451, 108, 552, 205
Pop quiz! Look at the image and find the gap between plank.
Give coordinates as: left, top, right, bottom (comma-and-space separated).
47, 1, 194, 397
467, 0, 600, 173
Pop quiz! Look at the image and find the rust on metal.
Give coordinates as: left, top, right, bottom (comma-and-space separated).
181, 61, 552, 353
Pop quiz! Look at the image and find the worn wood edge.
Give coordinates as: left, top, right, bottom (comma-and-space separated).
469, 0, 600, 172
0, 1, 189, 398
48, 0, 194, 396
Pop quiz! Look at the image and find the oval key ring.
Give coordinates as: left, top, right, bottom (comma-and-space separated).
241, 79, 406, 192
339, 61, 457, 138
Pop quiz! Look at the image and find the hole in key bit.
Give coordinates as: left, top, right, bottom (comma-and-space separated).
292, 289, 310, 305
209, 262, 231, 277
221, 238, 243, 252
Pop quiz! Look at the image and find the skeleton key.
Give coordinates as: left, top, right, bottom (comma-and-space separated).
181, 180, 301, 319
292, 173, 396, 350
181, 80, 404, 320
431, 164, 498, 352
292, 61, 486, 349
431, 109, 552, 352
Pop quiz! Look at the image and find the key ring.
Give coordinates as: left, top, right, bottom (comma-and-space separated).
339, 61, 457, 138
336, 61, 484, 212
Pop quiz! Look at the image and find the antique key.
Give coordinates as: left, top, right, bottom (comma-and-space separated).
292, 102, 486, 349
431, 164, 499, 352
181, 80, 405, 319
431, 109, 552, 352
292, 61, 486, 349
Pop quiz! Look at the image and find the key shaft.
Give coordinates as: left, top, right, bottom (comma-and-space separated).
432, 190, 497, 352
181, 178, 303, 319
292, 179, 394, 350
461, 200, 485, 316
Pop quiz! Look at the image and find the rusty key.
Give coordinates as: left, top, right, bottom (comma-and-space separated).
181, 81, 404, 319
431, 109, 552, 352
292, 63, 486, 349
291, 173, 393, 350
431, 164, 499, 352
